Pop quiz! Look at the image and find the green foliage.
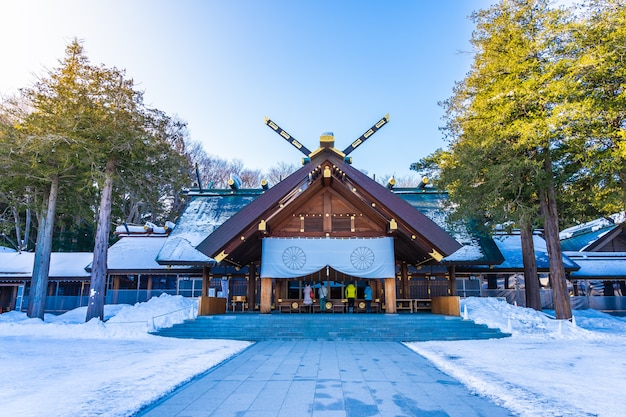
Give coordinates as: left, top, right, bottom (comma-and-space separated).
427, 0, 625, 230
0, 40, 194, 251
563, 0, 626, 214
436, 0, 570, 231
435, 0, 583, 318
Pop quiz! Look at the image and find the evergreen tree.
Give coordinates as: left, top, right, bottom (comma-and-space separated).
435, 0, 574, 317
83, 52, 190, 322
10, 43, 93, 318
4, 40, 191, 320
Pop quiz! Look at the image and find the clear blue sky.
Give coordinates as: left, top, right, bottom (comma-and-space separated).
1, 0, 497, 180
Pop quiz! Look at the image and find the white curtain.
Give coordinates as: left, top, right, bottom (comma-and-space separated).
260, 237, 395, 279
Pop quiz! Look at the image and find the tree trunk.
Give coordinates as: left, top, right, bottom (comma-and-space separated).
86, 159, 115, 322
27, 175, 59, 319
24, 206, 31, 251
12, 207, 22, 251
540, 157, 572, 320
126, 201, 139, 224
619, 171, 626, 211
520, 219, 542, 311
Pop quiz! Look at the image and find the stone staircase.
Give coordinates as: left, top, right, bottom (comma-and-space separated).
152, 313, 510, 342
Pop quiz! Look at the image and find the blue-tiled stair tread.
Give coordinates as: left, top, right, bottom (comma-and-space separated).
152, 313, 510, 341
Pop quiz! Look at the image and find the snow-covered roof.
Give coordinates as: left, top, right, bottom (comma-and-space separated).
443, 244, 487, 263
560, 217, 614, 240
0, 238, 202, 280
0, 252, 92, 279
560, 212, 626, 251
461, 233, 579, 272
99, 236, 201, 273
156, 191, 261, 265
565, 251, 626, 279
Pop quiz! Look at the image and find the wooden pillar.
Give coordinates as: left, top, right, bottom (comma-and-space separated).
449, 266, 457, 296
401, 262, 409, 298
113, 276, 120, 304
384, 277, 397, 313
260, 277, 272, 314
202, 266, 211, 296
247, 263, 256, 311
146, 275, 153, 300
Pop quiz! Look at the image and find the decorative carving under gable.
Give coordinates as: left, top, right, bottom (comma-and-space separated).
272, 188, 384, 236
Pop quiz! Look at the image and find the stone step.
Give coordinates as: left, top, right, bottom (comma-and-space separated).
152, 313, 509, 341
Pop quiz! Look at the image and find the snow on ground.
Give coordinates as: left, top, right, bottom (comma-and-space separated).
1, 295, 625, 417
0, 294, 251, 417
406, 297, 626, 417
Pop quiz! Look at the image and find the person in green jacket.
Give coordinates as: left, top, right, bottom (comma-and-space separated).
345, 282, 356, 313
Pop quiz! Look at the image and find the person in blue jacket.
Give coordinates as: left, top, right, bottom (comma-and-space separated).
364, 283, 373, 313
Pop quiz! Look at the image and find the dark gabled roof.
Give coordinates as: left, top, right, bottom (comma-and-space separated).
196, 148, 462, 266
332, 156, 462, 256
195, 161, 315, 264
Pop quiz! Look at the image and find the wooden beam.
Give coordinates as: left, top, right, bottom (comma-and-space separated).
449, 265, 457, 296
202, 266, 210, 297
323, 190, 332, 232
401, 262, 409, 298
260, 278, 272, 314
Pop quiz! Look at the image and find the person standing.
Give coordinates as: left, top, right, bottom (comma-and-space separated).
303, 283, 313, 313
302, 284, 314, 312
319, 282, 328, 312
345, 282, 356, 313
364, 283, 373, 313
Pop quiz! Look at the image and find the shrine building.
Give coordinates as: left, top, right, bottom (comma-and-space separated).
154, 117, 504, 314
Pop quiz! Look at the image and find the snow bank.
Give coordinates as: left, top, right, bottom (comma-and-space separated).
0, 294, 251, 417
407, 297, 626, 417
0, 293, 198, 339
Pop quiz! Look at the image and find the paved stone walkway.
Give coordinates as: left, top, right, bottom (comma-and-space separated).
137, 341, 514, 417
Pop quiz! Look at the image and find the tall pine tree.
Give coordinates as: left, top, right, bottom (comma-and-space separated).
437, 0, 574, 318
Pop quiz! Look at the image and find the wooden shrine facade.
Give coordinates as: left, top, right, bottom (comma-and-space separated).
194, 135, 464, 313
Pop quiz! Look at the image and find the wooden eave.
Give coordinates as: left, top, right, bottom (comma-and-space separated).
195, 161, 314, 265
196, 149, 462, 267
327, 153, 462, 255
